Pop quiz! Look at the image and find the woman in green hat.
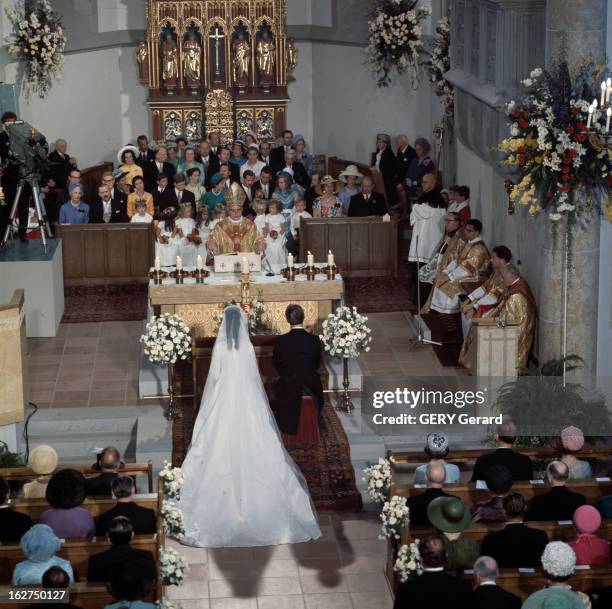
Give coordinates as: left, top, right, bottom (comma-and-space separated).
427, 496, 480, 573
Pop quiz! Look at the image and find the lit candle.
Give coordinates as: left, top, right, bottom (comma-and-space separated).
601, 81, 606, 106
287, 253, 294, 268
176, 256, 182, 271
307, 251, 314, 267
606, 107, 611, 133
241, 256, 249, 274
587, 104, 594, 129
328, 250, 334, 267
196, 254, 202, 270
154, 256, 161, 271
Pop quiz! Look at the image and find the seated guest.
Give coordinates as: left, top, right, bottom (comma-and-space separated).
597, 493, 612, 519
403, 137, 435, 197
472, 464, 513, 523
408, 176, 446, 263
59, 183, 89, 224
91, 184, 128, 224
347, 175, 387, 217
279, 148, 308, 189
480, 492, 548, 567
413, 432, 460, 485
209, 146, 239, 185
152, 172, 169, 211
241, 169, 257, 214
48, 139, 78, 190
127, 176, 154, 218
22, 444, 58, 499
471, 556, 521, 609
135, 134, 154, 166
407, 462, 455, 526
203, 172, 227, 213
270, 129, 294, 174
259, 140, 272, 167
427, 496, 480, 572
130, 199, 153, 223
241, 145, 266, 181
417, 172, 445, 208
447, 185, 471, 223
471, 420, 534, 482
159, 172, 196, 212
392, 533, 472, 609
177, 145, 205, 181
102, 170, 128, 207
88, 516, 156, 583
230, 140, 247, 168
87, 446, 122, 497
12, 524, 74, 585
558, 426, 592, 479
117, 145, 143, 188
273, 172, 301, 238
196, 139, 215, 174
526, 461, 586, 522
293, 134, 313, 175
144, 145, 176, 191
24, 566, 82, 609
104, 567, 156, 609
337, 165, 363, 213
303, 171, 321, 214
97, 476, 156, 536
522, 542, 590, 609
40, 469, 95, 539
569, 505, 610, 566
290, 197, 312, 245
253, 165, 274, 200
0, 475, 32, 542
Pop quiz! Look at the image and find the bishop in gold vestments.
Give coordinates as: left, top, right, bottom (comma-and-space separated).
208, 201, 265, 255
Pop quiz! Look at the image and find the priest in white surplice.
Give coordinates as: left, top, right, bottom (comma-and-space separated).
408, 181, 446, 263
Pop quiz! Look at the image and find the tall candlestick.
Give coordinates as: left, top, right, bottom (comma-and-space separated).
241, 256, 249, 274
587, 104, 594, 129
307, 251, 314, 267
601, 81, 606, 106
287, 253, 294, 268
606, 107, 611, 133
327, 250, 334, 267
176, 256, 182, 270
196, 254, 203, 270
154, 256, 161, 271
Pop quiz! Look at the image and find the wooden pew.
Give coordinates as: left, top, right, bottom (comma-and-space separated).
0, 463, 154, 493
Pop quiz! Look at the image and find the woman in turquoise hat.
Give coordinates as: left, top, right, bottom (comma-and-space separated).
272, 171, 301, 242
293, 134, 313, 175
203, 172, 227, 214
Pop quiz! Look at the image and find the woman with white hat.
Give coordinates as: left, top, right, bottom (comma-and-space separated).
337, 165, 363, 212
312, 175, 343, 218
22, 445, 59, 499
117, 145, 143, 188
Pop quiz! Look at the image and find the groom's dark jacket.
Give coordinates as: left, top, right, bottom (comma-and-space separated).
272, 328, 324, 435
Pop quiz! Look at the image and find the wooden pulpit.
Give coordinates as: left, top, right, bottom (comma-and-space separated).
472, 318, 519, 379
0, 290, 27, 425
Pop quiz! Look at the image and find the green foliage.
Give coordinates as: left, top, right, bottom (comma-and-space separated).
0, 442, 25, 467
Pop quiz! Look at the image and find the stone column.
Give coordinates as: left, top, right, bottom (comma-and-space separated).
538, 0, 605, 376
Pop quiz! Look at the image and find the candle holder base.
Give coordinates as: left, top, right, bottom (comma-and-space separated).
323, 265, 338, 280
170, 269, 186, 284
302, 266, 317, 280
335, 357, 354, 413
148, 270, 167, 285
281, 267, 297, 281
192, 269, 210, 284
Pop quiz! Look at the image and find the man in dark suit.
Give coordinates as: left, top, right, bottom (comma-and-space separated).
102, 170, 128, 209
152, 173, 169, 211
407, 462, 455, 525
272, 304, 324, 435
395, 134, 416, 184
87, 516, 156, 583
259, 141, 272, 167
159, 173, 196, 212
196, 139, 216, 174
480, 492, 548, 568
24, 567, 83, 609
253, 166, 274, 200
347, 175, 387, 217
240, 170, 257, 216
471, 556, 522, 609
144, 146, 176, 191
97, 476, 157, 536
135, 135, 155, 167
277, 150, 309, 189
90, 184, 128, 224
526, 461, 586, 521
270, 130, 294, 174
0, 475, 32, 542
87, 446, 121, 497
472, 465, 513, 523
48, 138, 78, 190
393, 534, 472, 609
211, 147, 239, 184
471, 421, 534, 482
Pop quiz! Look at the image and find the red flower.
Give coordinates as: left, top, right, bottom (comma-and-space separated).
517, 154, 525, 165
561, 174, 571, 182
575, 133, 587, 142
559, 185, 569, 193
518, 119, 529, 129
517, 146, 525, 154
522, 110, 529, 118
569, 149, 578, 158
567, 126, 574, 135
546, 191, 553, 199
577, 121, 586, 130
571, 107, 579, 115
562, 166, 570, 174
512, 109, 520, 118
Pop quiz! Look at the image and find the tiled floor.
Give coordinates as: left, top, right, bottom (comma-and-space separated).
165, 512, 392, 609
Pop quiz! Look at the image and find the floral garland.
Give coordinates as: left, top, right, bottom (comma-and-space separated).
424, 17, 454, 126
160, 547, 190, 586
367, 0, 432, 88
140, 314, 192, 365
363, 457, 393, 503
379, 495, 410, 541
320, 306, 372, 359
161, 499, 186, 536
159, 462, 186, 500
394, 541, 423, 582
5, 0, 66, 99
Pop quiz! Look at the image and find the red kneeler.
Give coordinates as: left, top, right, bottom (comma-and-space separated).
281, 396, 320, 449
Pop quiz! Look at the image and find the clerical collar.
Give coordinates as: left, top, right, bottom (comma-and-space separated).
468, 236, 482, 244
228, 217, 242, 224
423, 567, 444, 572
479, 581, 496, 587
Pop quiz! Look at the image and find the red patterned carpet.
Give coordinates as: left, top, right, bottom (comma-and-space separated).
62, 284, 148, 323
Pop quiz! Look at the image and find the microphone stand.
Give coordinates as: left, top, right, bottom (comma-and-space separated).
412, 233, 442, 347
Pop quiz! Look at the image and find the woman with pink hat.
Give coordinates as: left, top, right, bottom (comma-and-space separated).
557, 426, 592, 479
569, 505, 610, 566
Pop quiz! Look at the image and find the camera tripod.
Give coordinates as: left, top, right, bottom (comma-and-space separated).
1, 175, 52, 251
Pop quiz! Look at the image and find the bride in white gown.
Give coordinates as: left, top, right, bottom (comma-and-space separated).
178, 305, 321, 547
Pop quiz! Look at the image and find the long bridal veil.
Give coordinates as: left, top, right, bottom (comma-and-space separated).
178, 305, 321, 547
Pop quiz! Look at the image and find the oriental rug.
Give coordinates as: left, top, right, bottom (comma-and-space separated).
171, 360, 363, 511
62, 284, 148, 323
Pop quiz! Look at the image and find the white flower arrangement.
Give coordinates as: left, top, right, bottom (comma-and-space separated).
363, 457, 393, 503
160, 547, 190, 586
320, 306, 372, 359
157, 598, 183, 609
424, 16, 454, 125
214, 296, 278, 336
541, 541, 576, 577
394, 541, 423, 582
5, 0, 66, 99
140, 314, 192, 365
161, 499, 186, 536
380, 495, 410, 540
367, 0, 432, 88
159, 461, 186, 500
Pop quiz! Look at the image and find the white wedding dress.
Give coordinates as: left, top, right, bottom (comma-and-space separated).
177, 306, 322, 547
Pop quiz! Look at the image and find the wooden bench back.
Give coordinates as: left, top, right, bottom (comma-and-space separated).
0, 463, 154, 493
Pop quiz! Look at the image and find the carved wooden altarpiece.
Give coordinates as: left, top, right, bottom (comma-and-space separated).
137, 0, 291, 144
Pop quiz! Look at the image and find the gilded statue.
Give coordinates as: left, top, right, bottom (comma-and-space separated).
256, 31, 275, 77
232, 33, 250, 83
183, 35, 201, 82
136, 41, 149, 82
162, 34, 178, 83
286, 37, 298, 81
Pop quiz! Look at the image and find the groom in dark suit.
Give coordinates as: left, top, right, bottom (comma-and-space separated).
272, 304, 324, 435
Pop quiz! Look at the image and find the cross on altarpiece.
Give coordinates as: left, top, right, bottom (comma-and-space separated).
210, 26, 225, 74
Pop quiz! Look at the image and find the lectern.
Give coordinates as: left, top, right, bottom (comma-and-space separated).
472, 318, 519, 379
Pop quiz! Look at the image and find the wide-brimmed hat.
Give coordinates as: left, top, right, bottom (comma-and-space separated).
117, 145, 139, 164
376, 133, 391, 144
28, 445, 58, 476
315, 175, 340, 195
427, 496, 471, 533
338, 165, 363, 183
112, 169, 128, 181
